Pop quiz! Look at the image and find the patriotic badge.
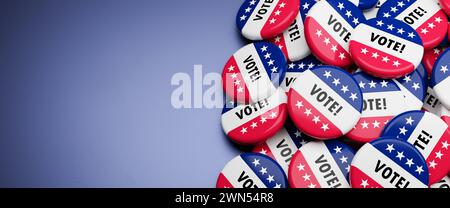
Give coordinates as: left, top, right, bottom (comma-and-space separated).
288, 140, 355, 188
304, 0, 366, 68
431, 48, 450, 109
382, 110, 450, 185
236, 0, 300, 41
221, 89, 287, 145
423, 87, 442, 115
253, 118, 313, 174
346, 72, 407, 143
350, 138, 429, 188
269, 0, 317, 62
222, 42, 286, 104
378, 0, 448, 50
430, 175, 450, 188
423, 47, 446, 78
281, 55, 322, 93
348, 0, 378, 10
217, 153, 288, 188
287, 66, 363, 140
415, 62, 428, 80
395, 69, 427, 111
349, 18, 423, 79
441, 0, 450, 16
363, 0, 388, 19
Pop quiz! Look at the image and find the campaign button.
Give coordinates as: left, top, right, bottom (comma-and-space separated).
346, 72, 407, 143
423, 47, 446, 78
281, 55, 322, 93
381, 110, 450, 185
288, 140, 355, 188
348, 0, 378, 10
440, 0, 450, 17
222, 89, 287, 145
269, 0, 317, 62
287, 66, 363, 140
217, 153, 288, 188
253, 118, 313, 174
364, 0, 388, 19
222, 42, 286, 104
423, 86, 442, 115
349, 18, 423, 78
378, 0, 448, 50
415, 62, 428, 80
237, 0, 300, 41
430, 175, 450, 188
304, 0, 366, 68
350, 137, 429, 188
431, 48, 450, 109
395, 69, 427, 111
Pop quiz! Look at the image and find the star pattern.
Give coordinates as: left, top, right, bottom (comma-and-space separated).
249, 157, 282, 188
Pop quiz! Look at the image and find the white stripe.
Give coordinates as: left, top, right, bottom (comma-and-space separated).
266, 128, 298, 173
422, 87, 442, 115
364, 0, 387, 19
406, 112, 446, 158
308, 1, 353, 52
301, 142, 350, 188
281, 72, 301, 92
222, 157, 267, 188
283, 14, 310, 61
292, 70, 361, 133
396, 0, 440, 29
242, 0, 280, 40
352, 24, 424, 67
361, 91, 408, 117
222, 89, 287, 134
235, 44, 277, 103
433, 77, 450, 109
393, 80, 423, 111
352, 144, 428, 188
349, 0, 360, 6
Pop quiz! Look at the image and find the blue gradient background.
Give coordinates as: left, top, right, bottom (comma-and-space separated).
0, 0, 246, 187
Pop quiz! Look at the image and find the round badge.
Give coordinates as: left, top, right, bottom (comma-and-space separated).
381, 110, 450, 185
217, 153, 288, 188
378, 0, 448, 50
237, 0, 300, 41
423, 47, 446, 78
346, 72, 407, 143
348, 0, 378, 10
431, 48, 450, 109
415, 62, 428, 80
253, 118, 313, 174
423, 86, 442, 115
395, 69, 427, 111
440, 0, 450, 17
304, 0, 366, 68
269, 0, 317, 62
349, 18, 423, 79
222, 42, 286, 104
288, 140, 355, 188
350, 137, 429, 188
281, 55, 322, 93
221, 89, 287, 145
430, 175, 450, 188
287, 66, 363, 140
364, 0, 388, 19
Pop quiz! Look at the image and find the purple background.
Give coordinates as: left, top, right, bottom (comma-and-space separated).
0, 0, 246, 187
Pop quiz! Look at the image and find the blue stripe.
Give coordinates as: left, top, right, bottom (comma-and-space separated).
236, 0, 260, 31
396, 69, 427, 101
326, 0, 366, 28
253, 42, 287, 85
382, 110, 425, 140
284, 117, 313, 148
240, 153, 288, 188
431, 48, 450, 87
353, 71, 401, 93
366, 18, 422, 45
324, 140, 355, 181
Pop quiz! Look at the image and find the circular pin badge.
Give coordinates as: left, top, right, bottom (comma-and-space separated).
288, 140, 355, 188
423, 47, 446, 78
350, 137, 429, 188
349, 18, 423, 79
346, 72, 407, 143
253, 118, 313, 174
281, 55, 322, 93
237, 0, 300, 41
440, 0, 450, 17
217, 153, 288, 188
269, 0, 317, 62
431, 48, 450, 109
415, 62, 428, 80
430, 175, 450, 188
381, 110, 450, 185
423, 86, 442, 115
222, 89, 287, 145
348, 0, 378, 10
222, 42, 286, 104
378, 0, 448, 50
287, 66, 363, 140
304, 0, 366, 68
395, 69, 427, 111
364, 0, 388, 19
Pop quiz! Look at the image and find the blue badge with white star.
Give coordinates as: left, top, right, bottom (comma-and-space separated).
431, 48, 450, 109
395, 69, 427, 111
281, 55, 322, 92
349, 0, 378, 10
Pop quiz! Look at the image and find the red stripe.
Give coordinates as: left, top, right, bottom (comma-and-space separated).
261, 0, 299, 39
216, 173, 235, 188
269, 34, 289, 61
415, 11, 448, 50
350, 166, 383, 188
346, 116, 394, 143
425, 133, 450, 185
289, 150, 321, 188
253, 143, 276, 161
422, 47, 442, 77
222, 56, 251, 104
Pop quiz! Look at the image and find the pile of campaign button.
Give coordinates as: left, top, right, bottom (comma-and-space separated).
217, 0, 450, 189
217, 153, 288, 188
288, 140, 355, 188
349, 18, 423, 78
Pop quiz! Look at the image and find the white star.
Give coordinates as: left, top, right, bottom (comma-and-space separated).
245, 7, 251, 13
440, 65, 449, 73
304, 108, 312, 117
308, 63, 315, 69
331, 45, 337, 53
261, 45, 268, 52
434, 48, 441, 55
264, 53, 272, 59
373, 120, 380, 128
442, 141, 449, 150
323, 71, 332, 78
391, 6, 398, 13
429, 160, 437, 169
302, 2, 310, 10
313, 116, 321, 124
380, 80, 388, 87
288, 63, 295, 69
428, 22, 435, 29
435, 151, 443, 159
361, 121, 369, 129
296, 101, 303, 109
435, 17, 443, 23
386, 144, 395, 153
237, 87, 244, 93
274, 10, 281, 16
339, 53, 346, 60
399, 126, 408, 135
234, 80, 241, 86
405, 117, 414, 125
315, 29, 323, 37
421, 28, 428, 34
303, 173, 311, 181
384, 12, 391, 18
396, 151, 405, 161
324, 37, 331, 45
297, 163, 305, 171
274, 183, 281, 188
334, 146, 342, 154
361, 179, 369, 188
240, 127, 247, 134
298, 63, 305, 69
270, 111, 277, 119
403, 75, 411, 83
300, 139, 308, 146
251, 122, 258, 129
352, 17, 359, 25
345, 165, 350, 173
332, 78, 341, 86
271, 67, 278, 73
249, 0, 256, 5
408, 32, 416, 38
228, 65, 235, 72
294, 131, 302, 137
415, 166, 424, 175
267, 59, 274, 66
359, 81, 366, 89
397, 1, 405, 7
361, 48, 368, 54
341, 85, 349, 93
397, 28, 404, 34
240, 15, 247, 21
308, 183, 316, 188
345, 10, 352, 18
350, 93, 358, 101
321, 123, 329, 131
267, 175, 274, 183
372, 52, 379, 59
340, 156, 348, 163
337, 2, 344, 10
382, 56, 390, 63
387, 24, 394, 30
405, 158, 414, 167
259, 149, 267, 155
369, 80, 377, 88
260, 116, 267, 124
412, 83, 420, 91
393, 60, 400, 67
252, 159, 260, 166
279, 2, 286, 8
260, 167, 267, 175
376, 20, 384, 27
